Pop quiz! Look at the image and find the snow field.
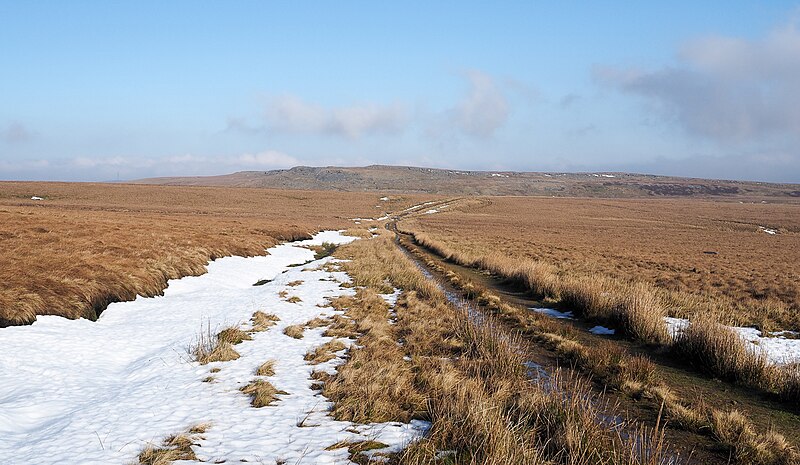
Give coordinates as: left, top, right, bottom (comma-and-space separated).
0, 231, 428, 465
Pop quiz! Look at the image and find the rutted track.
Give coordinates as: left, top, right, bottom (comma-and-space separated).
387, 218, 800, 463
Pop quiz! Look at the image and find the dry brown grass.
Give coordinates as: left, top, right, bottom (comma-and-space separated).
406, 222, 800, 403
711, 410, 796, 465
239, 379, 287, 407
673, 313, 770, 385
303, 316, 330, 329
304, 339, 347, 364
190, 325, 241, 364
136, 424, 209, 465
321, 288, 426, 424
404, 235, 800, 463
255, 360, 276, 376
0, 181, 409, 326
326, 235, 674, 464
250, 311, 279, 332
283, 325, 304, 339
403, 196, 800, 331
216, 327, 252, 345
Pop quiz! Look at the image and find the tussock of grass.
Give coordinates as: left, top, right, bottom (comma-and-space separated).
711, 410, 795, 465
136, 424, 209, 465
190, 326, 240, 364
255, 360, 276, 376
777, 363, 800, 403
283, 325, 304, 339
304, 316, 330, 328
240, 379, 287, 407
326, 439, 389, 453
250, 311, 279, 332
216, 327, 252, 345
616, 283, 671, 344
673, 313, 769, 386
322, 315, 360, 339
286, 296, 302, 303
287, 280, 303, 287
304, 339, 347, 364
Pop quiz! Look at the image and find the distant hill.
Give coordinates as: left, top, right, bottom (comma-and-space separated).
133, 165, 800, 200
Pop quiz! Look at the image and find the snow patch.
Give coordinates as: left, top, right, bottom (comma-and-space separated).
0, 231, 428, 464
404, 201, 436, 212
531, 307, 574, 319
589, 325, 615, 335
380, 197, 389, 201
759, 226, 778, 235
30, 196, 43, 200
423, 209, 438, 215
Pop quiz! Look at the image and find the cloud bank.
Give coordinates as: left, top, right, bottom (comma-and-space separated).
451, 70, 510, 137
594, 19, 800, 145
264, 96, 408, 139
1, 151, 301, 181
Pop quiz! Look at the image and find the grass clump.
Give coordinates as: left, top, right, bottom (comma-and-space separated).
136, 424, 209, 465
711, 410, 795, 465
250, 311, 279, 332
216, 327, 252, 345
190, 325, 241, 364
240, 379, 287, 407
304, 316, 330, 329
283, 324, 304, 339
286, 296, 302, 303
255, 360, 276, 376
304, 339, 347, 364
673, 313, 769, 386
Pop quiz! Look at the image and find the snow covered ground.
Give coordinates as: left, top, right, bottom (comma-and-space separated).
531, 307, 574, 319
0, 231, 427, 465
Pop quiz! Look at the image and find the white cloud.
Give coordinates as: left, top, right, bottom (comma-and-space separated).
265, 95, 408, 139
234, 150, 300, 167
594, 17, 800, 145
451, 70, 509, 137
0, 151, 300, 181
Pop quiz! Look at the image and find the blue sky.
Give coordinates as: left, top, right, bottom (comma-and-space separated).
2, 1, 799, 182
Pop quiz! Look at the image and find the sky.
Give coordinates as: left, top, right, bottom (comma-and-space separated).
1, 1, 800, 183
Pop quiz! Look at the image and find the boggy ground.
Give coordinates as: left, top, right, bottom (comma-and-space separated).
401, 196, 800, 331
390, 225, 799, 464
323, 230, 678, 464
0, 181, 429, 326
